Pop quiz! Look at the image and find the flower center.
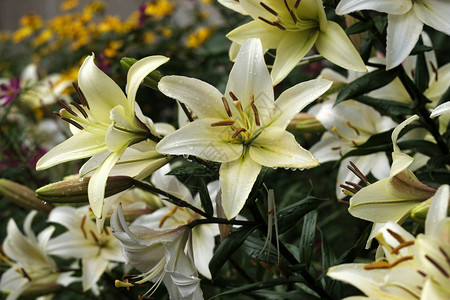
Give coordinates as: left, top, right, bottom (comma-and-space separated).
257, 1, 317, 31
210, 91, 262, 145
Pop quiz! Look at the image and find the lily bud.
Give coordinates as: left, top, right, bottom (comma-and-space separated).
287, 113, 325, 134
410, 198, 432, 225
0, 179, 52, 212
36, 176, 134, 203
21, 282, 63, 298
120, 57, 163, 90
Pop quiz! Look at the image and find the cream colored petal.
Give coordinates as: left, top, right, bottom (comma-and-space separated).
229, 41, 241, 62
369, 78, 411, 103
82, 256, 109, 291
78, 55, 128, 123
225, 38, 274, 118
88, 147, 127, 218
36, 131, 107, 170
249, 128, 318, 169
227, 20, 285, 50
48, 206, 80, 231
335, 0, 412, 15
272, 30, 319, 85
316, 21, 367, 73
296, 0, 327, 30
156, 119, 243, 163
390, 115, 418, 177
349, 178, 422, 223
413, 0, 450, 35
126, 55, 169, 114
386, 11, 423, 70
192, 226, 216, 279
220, 156, 262, 220
151, 164, 194, 204
47, 232, 99, 258
309, 132, 344, 163
270, 79, 331, 129
421, 278, 450, 300
430, 101, 450, 118
158, 76, 228, 119
425, 185, 449, 237
218, 0, 248, 15
426, 63, 450, 104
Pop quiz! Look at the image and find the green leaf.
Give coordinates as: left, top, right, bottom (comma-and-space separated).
373, 16, 387, 33
353, 95, 414, 117
414, 38, 429, 93
335, 68, 399, 105
299, 210, 318, 270
345, 21, 372, 35
277, 196, 325, 234
242, 236, 279, 264
249, 289, 321, 300
211, 277, 306, 298
359, 31, 373, 62
329, 225, 371, 267
167, 164, 217, 177
209, 224, 259, 279
198, 177, 213, 216
410, 44, 434, 55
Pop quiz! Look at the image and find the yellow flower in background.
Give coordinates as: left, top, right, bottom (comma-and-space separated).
13, 14, 43, 43
32, 29, 53, 47
103, 41, 123, 58
60, 0, 79, 11
145, 0, 175, 19
143, 32, 156, 44
186, 27, 214, 48
161, 27, 173, 38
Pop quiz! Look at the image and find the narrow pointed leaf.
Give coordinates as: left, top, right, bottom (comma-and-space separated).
198, 177, 214, 217
299, 210, 317, 270
277, 196, 325, 234
353, 95, 414, 117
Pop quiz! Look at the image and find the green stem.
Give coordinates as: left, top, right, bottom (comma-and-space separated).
187, 218, 257, 228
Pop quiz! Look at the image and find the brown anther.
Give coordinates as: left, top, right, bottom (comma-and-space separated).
347, 161, 370, 186
364, 260, 390, 270
289, 9, 297, 24
410, 68, 415, 78
346, 121, 360, 136
229, 91, 239, 101
90, 230, 99, 243
390, 255, 413, 268
294, 0, 301, 9
386, 228, 405, 244
260, 1, 277, 16
232, 127, 247, 138
70, 101, 89, 119
210, 120, 235, 127
439, 247, 450, 267
351, 140, 358, 146
258, 16, 286, 30
80, 215, 88, 239
425, 254, 449, 278
417, 270, 427, 277
344, 181, 363, 191
57, 100, 78, 117
430, 61, 439, 82
392, 240, 415, 254
331, 146, 341, 151
20, 267, 32, 281
339, 184, 358, 195
250, 94, 260, 126
259, 261, 275, 275
72, 82, 89, 109
222, 96, 233, 117
338, 199, 350, 205
59, 108, 84, 130
103, 226, 110, 235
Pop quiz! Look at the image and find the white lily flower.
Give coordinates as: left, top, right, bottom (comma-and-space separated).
336, 0, 450, 70
431, 102, 450, 118
132, 164, 220, 279
225, 0, 366, 84
111, 205, 203, 300
309, 68, 397, 198
36, 54, 169, 218
328, 184, 450, 299
0, 211, 75, 300
348, 115, 436, 224
156, 38, 331, 219
46, 206, 125, 292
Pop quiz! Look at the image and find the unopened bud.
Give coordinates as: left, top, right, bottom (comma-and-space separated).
21, 282, 63, 298
287, 113, 325, 133
0, 179, 52, 212
36, 176, 134, 203
410, 198, 432, 225
120, 57, 162, 90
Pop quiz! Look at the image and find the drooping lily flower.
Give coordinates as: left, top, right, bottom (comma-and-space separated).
46, 206, 125, 292
132, 164, 220, 279
156, 38, 331, 220
336, 0, 450, 70
347, 115, 436, 224
327, 184, 450, 299
0, 211, 75, 300
36, 54, 169, 218
111, 205, 203, 300
309, 68, 397, 198
224, 0, 366, 84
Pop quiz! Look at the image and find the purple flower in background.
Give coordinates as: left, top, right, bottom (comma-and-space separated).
0, 78, 20, 106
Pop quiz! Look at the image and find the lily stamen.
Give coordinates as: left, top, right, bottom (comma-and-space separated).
340, 183, 358, 195
346, 121, 360, 136
221, 96, 233, 117
58, 114, 84, 130
347, 161, 370, 186
439, 247, 450, 268
392, 240, 415, 254
258, 16, 286, 30
57, 100, 78, 117
232, 127, 247, 138
211, 120, 235, 127
294, 0, 301, 9
18, 267, 32, 281
429, 61, 438, 82
90, 230, 99, 244
387, 228, 406, 244
364, 255, 413, 270
70, 101, 89, 119
260, 2, 278, 16
344, 180, 363, 191
250, 94, 261, 126
80, 215, 88, 239
425, 255, 450, 278
72, 82, 89, 109
159, 206, 179, 228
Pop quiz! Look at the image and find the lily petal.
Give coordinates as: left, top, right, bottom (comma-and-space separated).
386, 11, 423, 70
425, 184, 449, 237
220, 156, 262, 220
430, 101, 450, 118
156, 119, 243, 163
413, 0, 450, 35
249, 127, 319, 169
158, 76, 228, 119
270, 79, 331, 129
82, 256, 109, 291
227, 20, 285, 50
335, 0, 412, 15
272, 30, 319, 85
126, 55, 169, 115
192, 226, 216, 279
390, 115, 418, 177
36, 131, 107, 170
316, 21, 367, 73
78, 55, 128, 123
